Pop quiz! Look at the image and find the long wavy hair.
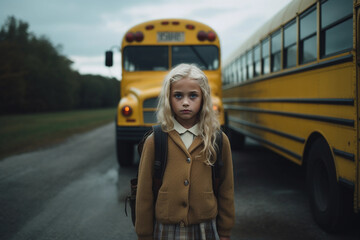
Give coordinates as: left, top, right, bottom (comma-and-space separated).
157, 63, 220, 165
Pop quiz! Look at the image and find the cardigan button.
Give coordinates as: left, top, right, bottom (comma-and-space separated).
182, 202, 187, 207
184, 180, 189, 186
186, 157, 191, 163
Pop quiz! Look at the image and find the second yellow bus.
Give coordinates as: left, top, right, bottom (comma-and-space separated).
223, 0, 359, 232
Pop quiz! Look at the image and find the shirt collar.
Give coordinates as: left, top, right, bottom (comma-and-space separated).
173, 118, 199, 136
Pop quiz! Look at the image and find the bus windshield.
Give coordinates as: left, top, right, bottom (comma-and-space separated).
172, 45, 219, 70
123, 45, 219, 72
123, 46, 168, 72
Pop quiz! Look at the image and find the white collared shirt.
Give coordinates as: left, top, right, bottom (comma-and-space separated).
173, 118, 199, 149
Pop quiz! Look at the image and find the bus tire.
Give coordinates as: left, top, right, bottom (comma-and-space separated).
307, 138, 344, 232
116, 140, 134, 167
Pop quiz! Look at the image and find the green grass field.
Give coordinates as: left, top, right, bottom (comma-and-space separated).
0, 108, 116, 160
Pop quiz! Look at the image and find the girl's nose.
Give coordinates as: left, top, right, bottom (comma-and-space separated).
183, 97, 189, 106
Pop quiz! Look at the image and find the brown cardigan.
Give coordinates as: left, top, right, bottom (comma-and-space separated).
135, 130, 235, 240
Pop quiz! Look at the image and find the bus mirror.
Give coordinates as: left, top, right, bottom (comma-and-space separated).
105, 51, 113, 67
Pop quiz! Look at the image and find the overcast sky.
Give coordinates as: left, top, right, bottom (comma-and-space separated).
1, 0, 292, 79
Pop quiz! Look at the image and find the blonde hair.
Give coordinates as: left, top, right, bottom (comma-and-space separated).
157, 63, 220, 165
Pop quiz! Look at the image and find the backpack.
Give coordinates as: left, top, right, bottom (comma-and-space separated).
125, 125, 223, 226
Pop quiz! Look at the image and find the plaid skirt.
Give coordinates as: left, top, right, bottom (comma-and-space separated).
153, 219, 220, 240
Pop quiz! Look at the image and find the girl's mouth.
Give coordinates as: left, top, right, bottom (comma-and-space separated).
180, 110, 191, 114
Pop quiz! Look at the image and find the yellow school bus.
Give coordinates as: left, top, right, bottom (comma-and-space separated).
106, 19, 223, 167
222, 0, 359, 232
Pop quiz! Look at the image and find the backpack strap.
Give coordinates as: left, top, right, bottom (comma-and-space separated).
212, 130, 223, 197
152, 125, 168, 201
137, 128, 154, 156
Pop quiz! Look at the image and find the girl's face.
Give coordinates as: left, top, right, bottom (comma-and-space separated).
170, 77, 202, 129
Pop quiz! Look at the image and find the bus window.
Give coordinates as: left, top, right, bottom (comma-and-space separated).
222, 68, 225, 85
229, 64, 234, 83
247, 50, 253, 79
320, 0, 353, 57
271, 30, 281, 72
254, 44, 261, 77
236, 57, 242, 83
226, 67, 230, 85
262, 38, 270, 74
300, 5, 317, 64
241, 55, 246, 81
172, 45, 219, 70
284, 19, 297, 68
232, 61, 237, 83
123, 46, 168, 71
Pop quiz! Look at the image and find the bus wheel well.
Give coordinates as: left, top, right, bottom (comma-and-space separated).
302, 132, 326, 168
303, 132, 355, 232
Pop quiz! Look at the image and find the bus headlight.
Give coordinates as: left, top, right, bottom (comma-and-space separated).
213, 105, 220, 115
122, 105, 132, 116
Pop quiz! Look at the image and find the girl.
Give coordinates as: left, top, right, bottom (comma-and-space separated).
135, 64, 235, 240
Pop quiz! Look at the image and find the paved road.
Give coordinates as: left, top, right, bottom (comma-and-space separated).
0, 123, 137, 240
231, 142, 359, 239
0, 123, 358, 240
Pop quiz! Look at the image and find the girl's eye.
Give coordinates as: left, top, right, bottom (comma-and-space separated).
174, 93, 182, 99
190, 93, 198, 99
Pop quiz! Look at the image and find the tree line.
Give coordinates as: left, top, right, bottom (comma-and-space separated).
0, 16, 120, 114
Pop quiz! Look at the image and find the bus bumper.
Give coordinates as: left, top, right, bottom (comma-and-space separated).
116, 126, 152, 142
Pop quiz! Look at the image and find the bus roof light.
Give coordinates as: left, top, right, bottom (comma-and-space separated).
186, 24, 195, 30
134, 31, 144, 42
146, 25, 154, 30
125, 32, 134, 42
207, 31, 216, 41
172, 21, 180, 25
197, 31, 207, 41
161, 21, 169, 25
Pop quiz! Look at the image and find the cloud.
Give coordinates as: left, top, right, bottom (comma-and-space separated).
72, 0, 292, 75
1, 0, 292, 76
100, 0, 291, 60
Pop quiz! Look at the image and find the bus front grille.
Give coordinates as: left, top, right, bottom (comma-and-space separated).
143, 111, 157, 123
143, 97, 159, 108
143, 97, 159, 123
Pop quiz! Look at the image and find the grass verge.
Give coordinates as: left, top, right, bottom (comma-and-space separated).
0, 108, 116, 160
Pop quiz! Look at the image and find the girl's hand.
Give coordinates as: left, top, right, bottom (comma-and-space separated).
220, 237, 230, 240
